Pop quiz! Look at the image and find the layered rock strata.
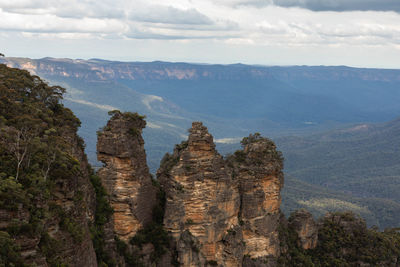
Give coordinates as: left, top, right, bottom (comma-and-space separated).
158, 122, 242, 266
158, 123, 284, 266
97, 111, 156, 242
232, 134, 284, 262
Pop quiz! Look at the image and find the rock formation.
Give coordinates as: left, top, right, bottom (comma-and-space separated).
233, 134, 284, 264
288, 209, 318, 250
97, 111, 156, 242
158, 122, 242, 266
158, 123, 285, 266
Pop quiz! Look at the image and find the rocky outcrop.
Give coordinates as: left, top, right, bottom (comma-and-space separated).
158, 122, 243, 266
48, 130, 98, 267
288, 209, 318, 250
0, 128, 98, 267
230, 133, 284, 264
97, 111, 156, 242
158, 123, 285, 266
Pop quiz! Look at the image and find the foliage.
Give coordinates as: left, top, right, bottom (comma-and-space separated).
130, 222, 170, 261
159, 153, 179, 175
278, 118, 400, 228
107, 110, 121, 117
89, 171, 115, 267
227, 133, 284, 168
279, 212, 400, 266
129, 180, 170, 263
0, 63, 87, 265
240, 132, 262, 147
281, 175, 400, 229
39, 232, 66, 267
123, 112, 146, 121
0, 231, 25, 266
108, 110, 146, 122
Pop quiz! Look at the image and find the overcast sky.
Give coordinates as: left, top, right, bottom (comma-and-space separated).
1, 0, 399, 68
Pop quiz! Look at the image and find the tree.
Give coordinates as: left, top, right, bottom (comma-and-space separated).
0, 125, 38, 181
0, 53, 4, 57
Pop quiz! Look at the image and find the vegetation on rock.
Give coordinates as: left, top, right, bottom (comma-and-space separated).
279, 211, 400, 266
0, 63, 96, 266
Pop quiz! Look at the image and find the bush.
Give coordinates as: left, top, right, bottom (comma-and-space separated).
0, 231, 24, 266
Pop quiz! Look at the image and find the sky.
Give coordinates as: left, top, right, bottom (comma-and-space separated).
0, 0, 400, 68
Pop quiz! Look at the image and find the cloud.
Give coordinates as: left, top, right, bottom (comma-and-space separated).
0, 0, 399, 51
129, 5, 213, 25
0, 0, 125, 18
273, 0, 400, 13
217, 0, 400, 13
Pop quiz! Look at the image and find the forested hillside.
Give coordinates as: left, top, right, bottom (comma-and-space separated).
0, 63, 101, 266
277, 118, 400, 228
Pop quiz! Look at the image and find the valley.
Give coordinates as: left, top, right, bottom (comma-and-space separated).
2, 57, 400, 228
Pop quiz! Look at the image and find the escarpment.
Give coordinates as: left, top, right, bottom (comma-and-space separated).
97, 111, 157, 242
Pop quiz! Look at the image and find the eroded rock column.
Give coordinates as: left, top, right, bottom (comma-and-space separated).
158, 122, 242, 266
97, 111, 156, 242
233, 134, 284, 263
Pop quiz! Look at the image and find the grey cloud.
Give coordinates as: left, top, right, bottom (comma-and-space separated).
129, 6, 213, 25
126, 26, 239, 40
1, 2, 124, 19
273, 0, 400, 13
145, 20, 239, 32
225, 0, 400, 12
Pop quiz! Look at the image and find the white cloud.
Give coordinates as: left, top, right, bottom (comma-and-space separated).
129, 5, 213, 25
0, 0, 399, 67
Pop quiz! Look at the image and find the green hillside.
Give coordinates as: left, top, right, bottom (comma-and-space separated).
277, 118, 400, 228
282, 176, 400, 229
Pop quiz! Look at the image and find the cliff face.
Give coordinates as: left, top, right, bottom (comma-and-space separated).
0, 130, 97, 267
158, 123, 284, 266
97, 111, 156, 242
288, 209, 318, 250
158, 122, 242, 266
234, 135, 284, 262
0, 64, 97, 266
3, 57, 400, 83
45, 130, 98, 267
